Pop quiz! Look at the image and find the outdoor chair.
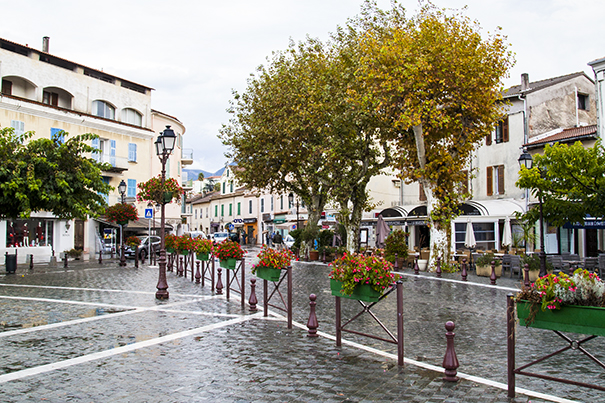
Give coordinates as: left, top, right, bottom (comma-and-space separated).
509, 254, 522, 279
501, 254, 511, 277
598, 254, 605, 278
584, 257, 598, 273
547, 255, 564, 274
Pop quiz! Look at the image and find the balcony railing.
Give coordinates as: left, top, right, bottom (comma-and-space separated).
181, 148, 194, 165
96, 154, 129, 172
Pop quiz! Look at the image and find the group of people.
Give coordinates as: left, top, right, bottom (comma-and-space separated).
266, 231, 285, 249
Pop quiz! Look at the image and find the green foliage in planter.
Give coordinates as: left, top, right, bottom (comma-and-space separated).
288, 229, 303, 253
65, 248, 82, 258
475, 252, 499, 267
521, 253, 553, 272
384, 229, 408, 263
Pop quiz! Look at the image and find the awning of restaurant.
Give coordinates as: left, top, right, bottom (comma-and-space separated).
123, 218, 173, 230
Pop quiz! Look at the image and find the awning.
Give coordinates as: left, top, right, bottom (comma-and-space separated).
123, 218, 173, 230
564, 219, 605, 229
94, 217, 119, 228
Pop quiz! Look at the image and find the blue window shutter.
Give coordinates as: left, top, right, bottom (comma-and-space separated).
51, 128, 64, 144
128, 143, 137, 162
110, 140, 116, 166
127, 179, 136, 198
91, 138, 100, 161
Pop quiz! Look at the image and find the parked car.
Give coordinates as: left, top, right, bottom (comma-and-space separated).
212, 232, 230, 244
124, 236, 161, 260
284, 234, 295, 249
186, 230, 208, 239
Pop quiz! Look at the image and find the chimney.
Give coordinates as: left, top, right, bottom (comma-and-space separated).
42, 36, 49, 53
521, 73, 529, 91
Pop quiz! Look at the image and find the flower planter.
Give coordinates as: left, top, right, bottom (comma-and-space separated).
417, 259, 428, 271
476, 264, 502, 277
167, 247, 176, 254
219, 258, 237, 270
330, 279, 382, 302
517, 300, 605, 337
163, 192, 174, 203
309, 251, 319, 261
180, 250, 190, 256
196, 252, 210, 261
256, 266, 282, 282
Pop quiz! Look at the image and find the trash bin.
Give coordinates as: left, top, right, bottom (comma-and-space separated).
5, 252, 16, 274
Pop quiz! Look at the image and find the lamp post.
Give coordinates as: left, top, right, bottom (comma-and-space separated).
518, 149, 547, 277
118, 179, 127, 267
288, 193, 300, 231
155, 125, 176, 299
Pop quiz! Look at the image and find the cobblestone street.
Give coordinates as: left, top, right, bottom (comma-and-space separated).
0, 251, 603, 402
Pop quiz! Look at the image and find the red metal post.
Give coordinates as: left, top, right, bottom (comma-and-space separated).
490, 261, 497, 285
507, 294, 516, 397
195, 261, 201, 284
215, 267, 223, 295
241, 259, 246, 309
226, 265, 230, 300
523, 264, 530, 288
263, 279, 268, 318
335, 296, 342, 346
436, 256, 442, 278
287, 265, 292, 329
397, 281, 404, 366
461, 258, 467, 281
413, 256, 419, 275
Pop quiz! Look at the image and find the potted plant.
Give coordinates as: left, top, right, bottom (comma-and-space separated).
329, 253, 399, 302
104, 203, 138, 226
175, 235, 195, 255
65, 248, 82, 260
137, 175, 184, 204
252, 246, 295, 281
475, 252, 502, 277
515, 269, 605, 336
215, 240, 244, 269
194, 237, 213, 261
125, 236, 141, 248
165, 234, 177, 254
384, 229, 409, 268
520, 253, 553, 282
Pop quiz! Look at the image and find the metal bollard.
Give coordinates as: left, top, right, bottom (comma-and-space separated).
442, 321, 459, 381
523, 263, 530, 288
249, 278, 258, 312
490, 261, 497, 285
63, 254, 68, 268
179, 256, 184, 276
99, 250, 103, 264
29, 254, 34, 270
413, 256, 420, 275
134, 251, 139, 269
461, 258, 467, 281
216, 267, 223, 295
195, 261, 201, 284
436, 256, 442, 278
307, 294, 319, 337
394, 253, 399, 270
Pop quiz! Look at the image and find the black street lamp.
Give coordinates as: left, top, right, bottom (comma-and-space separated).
518, 149, 547, 277
288, 193, 300, 231
118, 179, 127, 267
155, 125, 176, 299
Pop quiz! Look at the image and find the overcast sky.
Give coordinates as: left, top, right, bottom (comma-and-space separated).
1, 0, 603, 172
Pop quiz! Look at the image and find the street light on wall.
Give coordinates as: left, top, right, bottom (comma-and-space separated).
518, 149, 547, 277
118, 179, 127, 267
155, 125, 176, 300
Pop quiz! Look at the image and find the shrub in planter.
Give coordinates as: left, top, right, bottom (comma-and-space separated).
384, 229, 409, 264
475, 252, 501, 277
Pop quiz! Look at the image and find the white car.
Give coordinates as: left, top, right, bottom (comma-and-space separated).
186, 231, 208, 239
212, 232, 230, 243
284, 235, 295, 248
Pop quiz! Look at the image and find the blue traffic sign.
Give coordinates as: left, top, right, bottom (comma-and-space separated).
144, 208, 153, 219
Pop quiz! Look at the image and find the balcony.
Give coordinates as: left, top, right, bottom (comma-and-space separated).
181, 148, 193, 165
98, 154, 129, 173
182, 179, 193, 191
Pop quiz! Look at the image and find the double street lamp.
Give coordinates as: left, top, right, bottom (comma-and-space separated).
155, 126, 176, 300
118, 179, 127, 267
518, 149, 547, 277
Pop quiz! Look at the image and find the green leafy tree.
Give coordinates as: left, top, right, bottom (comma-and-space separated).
517, 141, 605, 226
0, 127, 112, 219
198, 172, 204, 181
354, 1, 513, 268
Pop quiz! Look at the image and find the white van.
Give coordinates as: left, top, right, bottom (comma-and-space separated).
186, 231, 208, 239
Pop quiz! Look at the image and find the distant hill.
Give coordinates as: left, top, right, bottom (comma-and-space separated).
182, 169, 215, 181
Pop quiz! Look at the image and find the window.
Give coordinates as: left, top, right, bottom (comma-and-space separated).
494, 116, 509, 143
92, 100, 115, 120
261, 198, 264, 213
222, 182, 226, 194
194, 209, 197, 220
237, 202, 241, 215
127, 179, 136, 198
91, 138, 100, 161
221, 204, 224, 217
51, 128, 64, 144
128, 143, 137, 162
455, 222, 495, 251
271, 197, 274, 211
578, 93, 589, 110
11, 120, 24, 137
249, 200, 252, 214
229, 203, 232, 216
486, 165, 505, 196
230, 181, 233, 193
280, 196, 283, 210
110, 140, 116, 166
206, 208, 208, 218
43, 90, 59, 106
214, 205, 218, 217
2, 79, 12, 95
121, 108, 142, 126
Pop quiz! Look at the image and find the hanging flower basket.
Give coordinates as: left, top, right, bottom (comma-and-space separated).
256, 266, 282, 282
137, 175, 183, 204
196, 252, 210, 261
517, 301, 605, 337
220, 258, 237, 270
330, 279, 382, 302
251, 247, 294, 282
104, 203, 138, 226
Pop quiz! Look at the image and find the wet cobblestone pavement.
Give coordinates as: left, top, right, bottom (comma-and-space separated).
0, 251, 603, 402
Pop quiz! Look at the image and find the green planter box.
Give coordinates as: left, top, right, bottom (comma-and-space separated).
219, 258, 237, 270
196, 252, 210, 261
517, 300, 605, 336
256, 266, 282, 282
163, 192, 174, 203
180, 250, 190, 256
167, 247, 176, 254
330, 278, 382, 302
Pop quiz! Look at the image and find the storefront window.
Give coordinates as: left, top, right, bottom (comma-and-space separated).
455, 222, 495, 251
6, 219, 53, 247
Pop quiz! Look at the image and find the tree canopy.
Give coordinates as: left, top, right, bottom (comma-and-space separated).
0, 127, 112, 219
517, 141, 605, 226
